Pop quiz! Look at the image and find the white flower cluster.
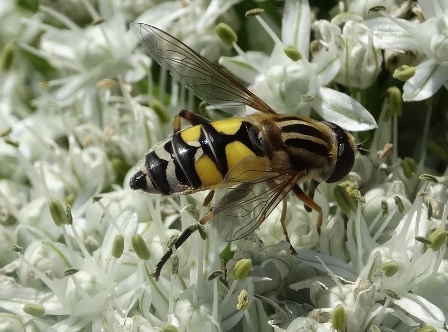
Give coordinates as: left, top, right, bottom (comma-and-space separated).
0, 0, 447, 331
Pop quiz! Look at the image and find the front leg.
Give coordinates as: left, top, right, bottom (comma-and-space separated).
291, 184, 323, 231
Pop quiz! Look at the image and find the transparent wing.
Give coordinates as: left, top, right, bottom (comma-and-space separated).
211, 155, 302, 241
131, 23, 276, 115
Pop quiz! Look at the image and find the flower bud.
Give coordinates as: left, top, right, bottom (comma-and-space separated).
416, 326, 437, 332
428, 229, 448, 251
112, 234, 125, 258
161, 324, 179, 332
131, 233, 151, 260
245, 8, 264, 17
380, 261, 399, 277
284, 44, 302, 61
48, 198, 67, 226
215, 23, 237, 46
393, 65, 415, 81
23, 303, 45, 317
334, 185, 357, 214
150, 99, 170, 124
332, 304, 346, 331
231, 258, 252, 281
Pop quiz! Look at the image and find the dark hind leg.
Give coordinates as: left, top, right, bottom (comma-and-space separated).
152, 210, 212, 280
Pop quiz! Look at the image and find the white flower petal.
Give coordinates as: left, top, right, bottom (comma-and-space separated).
403, 58, 448, 101
242, 298, 272, 332
315, 87, 377, 131
296, 248, 358, 281
282, 0, 310, 55
219, 53, 267, 84
419, 0, 448, 19
313, 44, 340, 87
364, 17, 420, 51
285, 317, 331, 332
198, 0, 242, 30
392, 293, 445, 328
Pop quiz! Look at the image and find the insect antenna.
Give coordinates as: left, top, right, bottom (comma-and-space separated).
356, 139, 369, 155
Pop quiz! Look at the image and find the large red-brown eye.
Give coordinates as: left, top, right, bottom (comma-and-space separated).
322, 122, 355, 183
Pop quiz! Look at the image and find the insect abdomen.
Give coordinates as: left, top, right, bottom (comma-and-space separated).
129, 117, 262, 195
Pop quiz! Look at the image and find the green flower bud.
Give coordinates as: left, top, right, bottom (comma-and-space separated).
245, 8, 265, 17
112, 234, 125, 258
232, 258, 252, 280
380, 261, 399, 277
393, 65, 416, 81
428, 229, 448, 251
331, 304, 346, 331
416, 326, 437, 332
334, 185, 357, 214
284, 44, 302, 61
401, 157, 417, 179
48, 198, 67, 226
23, 303, 45, 317
150, 99, 170, 123
387, 86, 403, 117
131, 234, 151, 260
215, 23, 237, 46
161, 324, 179, 332
0, 42, 14, 71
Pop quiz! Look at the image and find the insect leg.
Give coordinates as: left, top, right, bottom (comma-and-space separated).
304, 180, 319, 212
291, 184, 323, 232
279, 198, 297, 255
173, 110, 211, 133
152, 209, 212, 280
203, 190, 215, 207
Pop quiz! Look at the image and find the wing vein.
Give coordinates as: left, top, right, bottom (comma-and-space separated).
131, 23, 276, 114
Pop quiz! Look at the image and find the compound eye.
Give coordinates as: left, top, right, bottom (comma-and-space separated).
326, 141, 355, 183
320, 121, 356, 183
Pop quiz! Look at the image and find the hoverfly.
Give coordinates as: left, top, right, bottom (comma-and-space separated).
129, 23, 366, 279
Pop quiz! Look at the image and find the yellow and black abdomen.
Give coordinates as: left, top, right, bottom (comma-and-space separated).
129, 117, 262, 195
